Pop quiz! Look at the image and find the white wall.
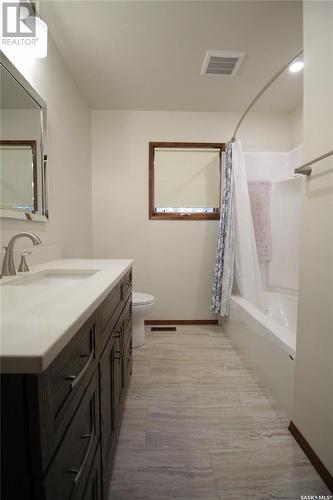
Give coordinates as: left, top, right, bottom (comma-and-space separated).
293, 0, 333, 475
92, 110, 291, 320
0, 35, 92, 264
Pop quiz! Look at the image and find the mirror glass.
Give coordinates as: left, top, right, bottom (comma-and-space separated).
0, 54, 47, 222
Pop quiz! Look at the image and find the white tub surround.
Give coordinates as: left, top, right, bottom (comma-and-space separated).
0, 259, 133, 373
224, 292, 296, 416
244, 148, 303, 293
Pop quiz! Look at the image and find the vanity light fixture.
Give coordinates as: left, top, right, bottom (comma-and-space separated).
289, 59, 304, 73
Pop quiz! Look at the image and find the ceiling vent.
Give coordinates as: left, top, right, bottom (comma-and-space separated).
201, 50, 245, 77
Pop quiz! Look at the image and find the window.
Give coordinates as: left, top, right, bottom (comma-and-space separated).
149, 142, 224, 220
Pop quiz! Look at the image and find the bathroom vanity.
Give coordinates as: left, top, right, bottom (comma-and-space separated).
0, 259, 133, 500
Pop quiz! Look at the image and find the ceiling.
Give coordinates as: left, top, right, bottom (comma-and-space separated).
42, 1, 303, 112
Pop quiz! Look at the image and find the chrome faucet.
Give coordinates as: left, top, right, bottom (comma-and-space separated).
1, 232, 42, 276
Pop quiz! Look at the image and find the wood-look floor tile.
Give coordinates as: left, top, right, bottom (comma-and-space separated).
146, 406, 287, 432
210, 446, 330, 493
112, 430, 219, 498
130, 373, 193, 386
192, 374, 265, 389
218, 481, 331, 500
109, 487, 219, 500
119, 416, 147, 431
128, 384, 244, 408
150, 358, 246, 373
109, 327, 329, 499
117, 428, 146, 449
145, 426, 293, 451
110, 468, 218, 499
113, 449, 212, 470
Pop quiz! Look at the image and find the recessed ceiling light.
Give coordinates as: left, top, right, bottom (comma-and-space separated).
289, 60, 304, 73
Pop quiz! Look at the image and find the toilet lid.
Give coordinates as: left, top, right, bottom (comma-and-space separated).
133, 292, 155, 306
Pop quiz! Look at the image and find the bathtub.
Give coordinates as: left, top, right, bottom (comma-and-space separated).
223, 292, 297, 416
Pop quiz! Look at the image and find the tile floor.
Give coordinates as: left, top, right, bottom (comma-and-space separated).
109, 326, 330, 500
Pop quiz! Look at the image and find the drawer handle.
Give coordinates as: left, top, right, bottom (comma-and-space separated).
68, 427, 95, 485
65, 350, 94, 390
114, 329, 122, 339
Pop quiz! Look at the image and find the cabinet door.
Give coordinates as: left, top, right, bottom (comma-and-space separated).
122, 334, 133, 390
113, 329, 123, 416
121, 300, 133, 390
100, 331, 122, 474
41, 371, 100, 500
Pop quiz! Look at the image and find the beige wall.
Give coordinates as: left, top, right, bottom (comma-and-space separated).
0, 36, 92, 260
293, 1, 333, 474
92, 110, 291, 320
289, 103, 303, 150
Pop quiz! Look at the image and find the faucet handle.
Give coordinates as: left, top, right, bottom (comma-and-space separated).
18, 252, 32, 273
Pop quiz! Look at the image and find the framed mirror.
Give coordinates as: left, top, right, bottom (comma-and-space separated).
0, 51, 48, 222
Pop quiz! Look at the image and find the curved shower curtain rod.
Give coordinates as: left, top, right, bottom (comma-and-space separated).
231, 48, 303, 141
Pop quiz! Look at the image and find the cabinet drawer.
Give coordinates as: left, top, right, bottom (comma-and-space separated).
100, 269, 132, 349
76, 444, 102, 500
41, 371, 100, 500
49, 315, 98, 423
123, 298, 132, 347
123, 269, 132, 302
101, 279, 123, 336
100, 334, 119, 472
27, 315, 98, 474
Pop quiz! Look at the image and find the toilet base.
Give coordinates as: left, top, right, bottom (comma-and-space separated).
133, 316, 145, 348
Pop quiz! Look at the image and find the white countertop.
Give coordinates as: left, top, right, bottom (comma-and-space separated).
0, 259, 133, 374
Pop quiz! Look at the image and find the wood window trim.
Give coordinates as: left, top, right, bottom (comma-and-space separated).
149, 142, 225, 221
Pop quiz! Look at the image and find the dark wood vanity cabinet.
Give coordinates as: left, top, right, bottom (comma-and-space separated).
1, 268, 133, 500
100, 293, 133, 491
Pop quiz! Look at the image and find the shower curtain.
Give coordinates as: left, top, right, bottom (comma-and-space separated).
210, 142, 235, 316
211, 139, 266, 316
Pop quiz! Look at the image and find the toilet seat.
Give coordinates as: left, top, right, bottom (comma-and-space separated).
133, 292, 155, 306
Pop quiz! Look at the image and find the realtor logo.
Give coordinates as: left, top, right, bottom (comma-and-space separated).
2, 2, 36, 37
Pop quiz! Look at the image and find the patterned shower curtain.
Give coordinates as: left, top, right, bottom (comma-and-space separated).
210, 141, 235, 316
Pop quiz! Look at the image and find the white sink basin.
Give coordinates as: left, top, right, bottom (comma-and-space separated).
3, 269, 99, 288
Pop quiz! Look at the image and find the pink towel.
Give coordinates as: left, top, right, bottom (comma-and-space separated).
248, 181, 272, 262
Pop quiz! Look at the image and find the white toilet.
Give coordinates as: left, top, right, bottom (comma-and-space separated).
132, 292, 155, 348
